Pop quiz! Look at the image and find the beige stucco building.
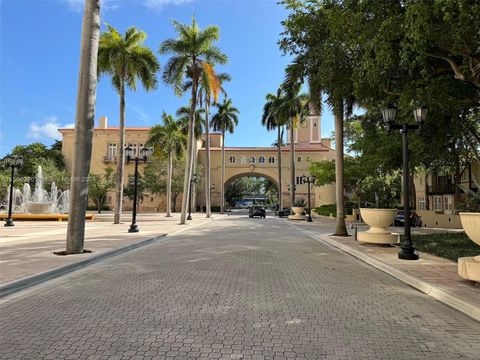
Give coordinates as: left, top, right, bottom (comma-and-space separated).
59, 114, 337, 212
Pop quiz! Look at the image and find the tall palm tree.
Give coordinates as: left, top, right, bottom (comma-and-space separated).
147, 112, 185, 217
279, 86, 309, 210
160, 17, 227, 224
261, 89, 288, 211
66, 0, 101, 254
211, 98, 239, 213
176, 106, 204, 213
97, 25, 160, 224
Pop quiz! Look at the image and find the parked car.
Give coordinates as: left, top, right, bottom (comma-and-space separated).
278, 208, 291, 217
394, 211, 422, 227
249, 206, 266, 218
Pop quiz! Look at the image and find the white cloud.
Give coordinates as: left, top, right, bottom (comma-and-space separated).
143, 0, 193, 10
65, 0, 119, 12
28, 116, 74, 141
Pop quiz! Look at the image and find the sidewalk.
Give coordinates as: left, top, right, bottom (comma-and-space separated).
293, 219, 480, 322
0, 212, 217, 290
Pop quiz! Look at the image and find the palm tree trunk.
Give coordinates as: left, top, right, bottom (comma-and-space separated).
66, 0, 100, 254
277, 126, 283, 211
334, 101, 348, 236
180, 72, 197, 224
290, 123, 295, 209
113, 81, 126, 224
221, 128, 225, 213
205, 101, 212, 217
166, 151, 172, 217
192, 140, 197, 212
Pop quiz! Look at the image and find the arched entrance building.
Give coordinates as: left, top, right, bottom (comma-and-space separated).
195, 113, 337, 209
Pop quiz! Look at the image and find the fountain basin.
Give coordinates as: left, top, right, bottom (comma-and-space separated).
1, 213, 94, 222
27, 203, 50, 214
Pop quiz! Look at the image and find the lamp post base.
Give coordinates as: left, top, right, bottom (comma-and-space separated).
128, 224, 139, 233
4, 218, 14, 227
398, 247, 419, 260
307, 216, 313, 222
187, 215, 192, 220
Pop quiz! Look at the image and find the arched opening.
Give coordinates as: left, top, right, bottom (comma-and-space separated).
224, 173, 279, 211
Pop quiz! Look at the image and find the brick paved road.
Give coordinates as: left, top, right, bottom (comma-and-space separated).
1, 216, 479, 360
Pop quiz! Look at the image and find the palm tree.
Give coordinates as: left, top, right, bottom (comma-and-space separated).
261, 89, 288, 211
66, 0, 101, 254
211, 98, 239, 213
159, 18, 227, 224
177, 106, 204, 213
159, 17, 227, 224
97, 25, 160, 224
279, 85, 309, 210
147, 112, 185, 217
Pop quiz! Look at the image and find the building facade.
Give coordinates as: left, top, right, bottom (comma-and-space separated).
60, 114, 338, 212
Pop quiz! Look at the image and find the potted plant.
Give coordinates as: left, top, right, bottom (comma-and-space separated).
357, 208, 399, 244
289, 198, 306, 220
458, 211, 480, 282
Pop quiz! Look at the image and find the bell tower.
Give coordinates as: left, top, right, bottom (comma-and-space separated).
286, 112, 321, 147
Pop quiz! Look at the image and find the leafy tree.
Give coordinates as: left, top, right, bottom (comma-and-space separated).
66, 0, 101, 254
147, 112, 185, 217
98, 24, 160, 224
211, 98, 239, 213
123, 173, 146, 212
160, 17, 227, 224
88, 167, 115, 213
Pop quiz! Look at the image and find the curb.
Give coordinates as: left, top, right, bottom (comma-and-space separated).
0, 234, 167, 299
293, 225, 480, 323
0, 218, 214, 299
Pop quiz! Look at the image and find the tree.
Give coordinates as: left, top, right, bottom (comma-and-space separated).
280, 0, 356, 236
159, 17, 227, 224
88, 167, 115, 213
147, 112, 185, 217
98, 24, 160, 224
64, 0, 101, 254
261, 89, 288, 210
123, 173, 146, 212
211, 98, 239, 213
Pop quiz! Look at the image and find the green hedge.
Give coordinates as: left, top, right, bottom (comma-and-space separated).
313, 204, 354, 217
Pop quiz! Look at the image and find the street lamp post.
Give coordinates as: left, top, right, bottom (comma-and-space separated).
125, 146, 152, 233
382, 104, 427, 260
187, 174, 198, 220
2, 155, 23, 227
301, 175, 316, 222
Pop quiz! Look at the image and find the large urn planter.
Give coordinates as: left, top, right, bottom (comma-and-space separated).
357, 208, 399, 245
288, 206, 306, 221
458, 212, 480, 282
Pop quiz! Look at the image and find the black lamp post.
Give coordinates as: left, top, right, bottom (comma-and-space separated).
126, 145, 152, 233
2, 155, 23, 227
301, 175, 316, 222
187, 174, 198, 220
382, 104, 427, 260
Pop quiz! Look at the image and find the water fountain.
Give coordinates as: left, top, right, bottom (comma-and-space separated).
1, 165, 70, 215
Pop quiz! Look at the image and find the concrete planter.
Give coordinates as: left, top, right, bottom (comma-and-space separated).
288, 206, 306, 221
458, 212, 480, 282
357, 208, 399, 245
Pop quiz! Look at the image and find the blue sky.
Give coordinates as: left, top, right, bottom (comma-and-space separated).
0, 0, 336, 156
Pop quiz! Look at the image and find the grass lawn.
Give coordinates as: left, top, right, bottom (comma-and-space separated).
401, 233, 480, 262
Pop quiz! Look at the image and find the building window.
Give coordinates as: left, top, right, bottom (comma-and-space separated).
433, 196, 442, 211
128, 143, 138, 157
229, 156, 236, 163
297, 156, 302, 162
259, 156, 265, 164
107, 143, 117, 160
296, 176, 305, 185
268, 156, 275, 164
240, 156, 247, 164
306, 156, 311, 162
461, 169, 468, 182
418, 197, 426, 210
444, 195, 452, 211
249, 156, 256, 164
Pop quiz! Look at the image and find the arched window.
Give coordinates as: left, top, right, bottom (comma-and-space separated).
229, 156, 236, 163
249, 156, 256, 164
259, 156, 266, 164
268, 156, 275, 164
240, 156, 247, 164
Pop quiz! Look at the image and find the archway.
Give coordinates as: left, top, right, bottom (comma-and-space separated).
224, 172, 279, 211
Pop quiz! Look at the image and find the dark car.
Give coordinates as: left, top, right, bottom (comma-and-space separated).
278, 208, 291, 217
249, 206, 266, 218
394, 211, 422, 227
